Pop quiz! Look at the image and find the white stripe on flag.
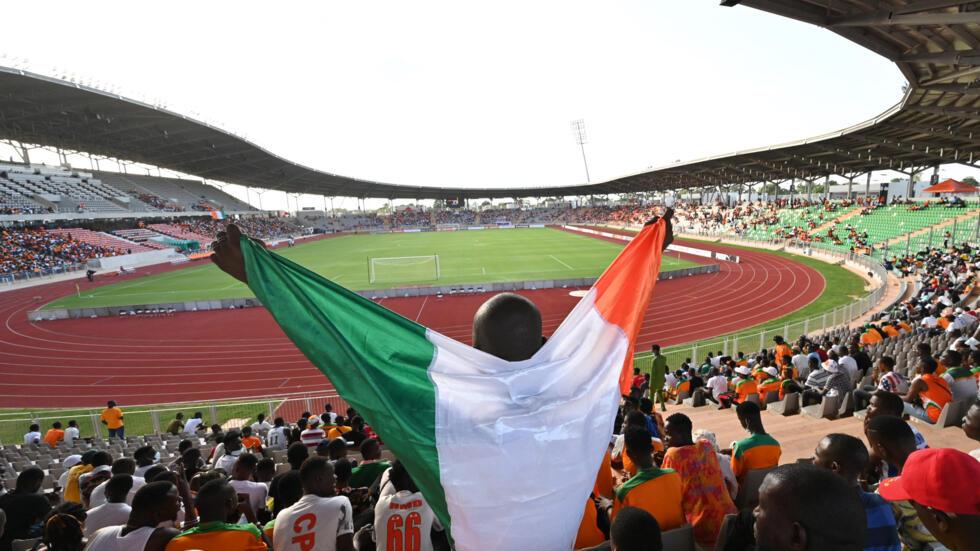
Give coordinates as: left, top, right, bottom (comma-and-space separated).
427, 288, 627, 550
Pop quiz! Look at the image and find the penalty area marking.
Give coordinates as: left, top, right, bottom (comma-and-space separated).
549, 255, 574, 270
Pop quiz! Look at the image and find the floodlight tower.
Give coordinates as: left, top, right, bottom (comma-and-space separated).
570, 119, 591, 183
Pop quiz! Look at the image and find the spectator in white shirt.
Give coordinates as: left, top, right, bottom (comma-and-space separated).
23, 424, 41, 446
85, 474, 133, 537
705, 368, 729, 405
63, 420, 80, 446
266, 417, 289, 450
940, 350, 979, 401
228, 453, 268, 518
921, 314, 938, 329
183, 411, 205, 436
132, 446, 159, 478
215, 431, 244, 474
323, 404, 338, 425
791, 347, 809, 380
250, 413, 273, 435
89, 458, 146, 508
838, 345, 860, 383
272, 457, 354, 551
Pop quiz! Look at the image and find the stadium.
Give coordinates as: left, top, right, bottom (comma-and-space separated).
1, 1, 979, 551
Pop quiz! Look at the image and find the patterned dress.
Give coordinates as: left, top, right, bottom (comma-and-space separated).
661, 440, 738, 546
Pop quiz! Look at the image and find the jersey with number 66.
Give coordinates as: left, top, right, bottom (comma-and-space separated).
374, 490, 442, 551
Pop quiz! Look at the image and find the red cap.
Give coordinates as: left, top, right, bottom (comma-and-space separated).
878, 448, 980, 515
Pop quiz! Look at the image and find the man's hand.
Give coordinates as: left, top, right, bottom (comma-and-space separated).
644, 207, 675, 251
210, 224, 249, 284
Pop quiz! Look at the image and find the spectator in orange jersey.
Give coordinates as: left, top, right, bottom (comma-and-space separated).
718, 367, 757, 409
240, 426, 263, 453
773, 336, 792, 368
608, 427, 684, 533
730, 401, 781, 483
758, 367, 782, 399
43, 421, 65, 448
861, 325, 884, 346
883, 322, 901, 338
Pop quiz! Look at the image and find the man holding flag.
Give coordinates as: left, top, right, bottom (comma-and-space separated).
211, 209, 674, 550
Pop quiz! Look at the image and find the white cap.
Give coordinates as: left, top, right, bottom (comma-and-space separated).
824, 360, 840, 373
763, 366, 779, 378
62, 455, 82, 469
734, 366, 751, 376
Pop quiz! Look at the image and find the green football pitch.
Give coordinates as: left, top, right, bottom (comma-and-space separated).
44, 228, 698, 309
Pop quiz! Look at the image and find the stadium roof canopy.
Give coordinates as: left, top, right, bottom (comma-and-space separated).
3, 1, 980, 200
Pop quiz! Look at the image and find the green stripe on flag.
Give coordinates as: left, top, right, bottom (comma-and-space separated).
240, 237, 450, 530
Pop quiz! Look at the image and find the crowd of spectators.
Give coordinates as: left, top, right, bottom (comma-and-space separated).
0, 228, 122, 277
136, 194, 184, 213
180, 218, 304, 241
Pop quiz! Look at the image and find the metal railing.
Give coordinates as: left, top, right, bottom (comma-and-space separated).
0, 392, 346, 446
637, 233, 892, 369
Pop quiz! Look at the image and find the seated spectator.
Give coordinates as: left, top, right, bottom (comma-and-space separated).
228, 454, 268, 521
864, 416, 942, 549
864, 390, 927, 455
964, 403, 980, 461
940, 350, 979, 401
902, 358, 952, 423
214, 431, 243, 474
661, 413, 736, 546
753, 464, 866, 551
757, 366, 781, 398
43, 422, 65, 448
265, 470, 303, 539
133, 446, 159, 478
327, 416, 352, 441
612, 412, 664, 476
37, 513, 85, 551
182, 412, 204, 435
607, 506, 663, 551
300, 417, 326, 448
730, 401, 781, 483
265, 417, 289, 450
374, 460, 444, 550
692, 429, 738, 499
165, 479, 266, 550
240, 426, 263, 453
609, 427, 684, 533
878, 448, 980, 551
854, 356, 906, 411
273, 457, 354, 551
812, 434, 900, 551
86, 481, 183, 551
717, 366, 756, 409
84, 474, 133, 537
801, 359, 850, 407
251, 413, 273, 434
166, 413, 184, 436
63, 420, 79, 447
348, 439, 389, 488
0, 467, 51, 550
24, 423, 41, 446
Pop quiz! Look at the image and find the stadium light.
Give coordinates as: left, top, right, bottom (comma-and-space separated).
570, 119, 591, 183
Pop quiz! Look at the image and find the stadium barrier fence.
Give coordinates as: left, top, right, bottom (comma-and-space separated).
0, 392, 347, 446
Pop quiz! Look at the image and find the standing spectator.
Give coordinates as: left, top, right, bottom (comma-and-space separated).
100, 400, 124, 439
772, 336, 792, 369
183, 412, 204, 435
649, 344, 668, 412
878, 448, 980, 551
661, 413, 736, 547
753, 464, 866, 551
166, 413, 184, 436
812, 434, 901, 551
0, 467, 52, 551
63, 420, 79, 447
24, 423, 41, 446
272, 457, 354, 551
730, 401, 781, 483
86, 482, 182, 551
43, 421, 65, 447
84, 474, 134, 537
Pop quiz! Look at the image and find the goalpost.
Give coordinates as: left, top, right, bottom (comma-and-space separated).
368, 255, 441, 284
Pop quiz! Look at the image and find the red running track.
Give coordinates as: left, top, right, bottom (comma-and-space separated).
0, 237, 824, 407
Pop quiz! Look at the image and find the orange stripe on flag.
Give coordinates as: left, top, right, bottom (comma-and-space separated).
592, 221, 667, 394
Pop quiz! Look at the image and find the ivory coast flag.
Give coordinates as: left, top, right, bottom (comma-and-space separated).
240, 220, 667, 550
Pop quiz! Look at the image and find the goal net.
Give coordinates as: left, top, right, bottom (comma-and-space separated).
369, 255, 441, 284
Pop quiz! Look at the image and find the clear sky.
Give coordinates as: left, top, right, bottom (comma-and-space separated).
2, 0, 966, 211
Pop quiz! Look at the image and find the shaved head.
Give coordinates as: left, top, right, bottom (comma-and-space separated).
472, 293, 543, 361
